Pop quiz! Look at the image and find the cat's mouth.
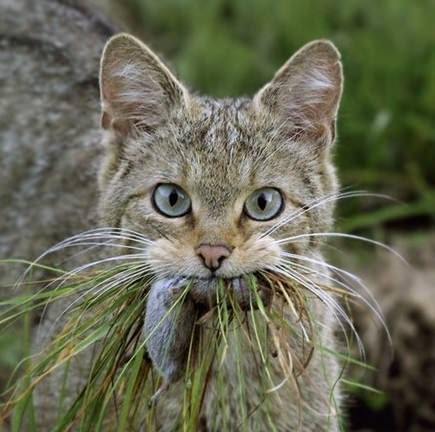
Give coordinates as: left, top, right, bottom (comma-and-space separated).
186, 274, 272, 311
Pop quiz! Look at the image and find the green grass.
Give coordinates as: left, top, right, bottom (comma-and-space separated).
0, 261, 370, 431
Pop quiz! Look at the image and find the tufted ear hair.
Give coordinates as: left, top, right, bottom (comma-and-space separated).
99, 33, 189, 137
254, 40, 343, 148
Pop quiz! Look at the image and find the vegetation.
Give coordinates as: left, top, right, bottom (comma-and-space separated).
1, 257, 369, 431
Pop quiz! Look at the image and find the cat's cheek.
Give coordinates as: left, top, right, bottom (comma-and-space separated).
218, 237, 281, 277
145, 239, 209, 278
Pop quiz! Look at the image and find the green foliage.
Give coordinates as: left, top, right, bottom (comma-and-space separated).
130, 0, 435, 228
1, 262, 356, 430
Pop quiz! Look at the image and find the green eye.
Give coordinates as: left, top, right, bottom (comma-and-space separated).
244, 188, 284, 221
152, 184, 191, 218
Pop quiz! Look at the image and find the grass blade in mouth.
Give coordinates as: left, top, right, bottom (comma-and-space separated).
0, 261, 375, 430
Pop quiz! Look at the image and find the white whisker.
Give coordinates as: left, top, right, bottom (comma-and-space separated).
14, 227, 154, 291
277, 232, 407, 265
50, 264, 152, 330
278, 258, 391, 344
260, 190, 394, 239
273, 264, 365, 356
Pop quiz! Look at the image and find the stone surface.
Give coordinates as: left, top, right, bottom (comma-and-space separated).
0, 0, 115, 291
0, 1, 116, 427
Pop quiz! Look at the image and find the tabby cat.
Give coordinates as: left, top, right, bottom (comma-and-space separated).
35, 33, 344, 430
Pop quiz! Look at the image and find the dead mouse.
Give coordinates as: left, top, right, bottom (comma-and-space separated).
143, 277, 195, 402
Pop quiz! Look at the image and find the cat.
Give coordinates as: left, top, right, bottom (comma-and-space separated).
18, 33, 344, 430
101, 33, 343, 431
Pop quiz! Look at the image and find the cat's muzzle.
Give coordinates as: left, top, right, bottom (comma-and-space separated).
189, 276, 272, 310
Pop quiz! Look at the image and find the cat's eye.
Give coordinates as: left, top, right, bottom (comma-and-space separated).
244, 188, 284, 221
152, 184, 191, 218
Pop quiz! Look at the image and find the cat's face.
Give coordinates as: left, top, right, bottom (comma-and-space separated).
98, 34, 342, 285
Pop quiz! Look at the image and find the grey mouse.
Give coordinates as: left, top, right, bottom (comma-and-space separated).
143, 277, 195, 401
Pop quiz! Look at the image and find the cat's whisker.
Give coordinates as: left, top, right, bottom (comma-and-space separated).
280, 252, 378, 306
48, 264, 152, 333
51, 241, 146, 256
12, 255, 150, 330
32, 255, 150, 324
45, 231, 151, 260
282, 260, 372, 308
272, 263, 351, 347
278, 259, 390, 344
36, 260, 150, 326
48, 236, 148, 253
280, 251, 386, 326
45, 227, 153, 250
277, 232, 408, 265
258, 189, 352, 239
13, 228, 154, 291
273, 237, 345, 255
93, 265, 153, 297
261, 268, 311, 342
75, 262, 152, 301
74, 266, 154, 316
273, 264, 365, 356
260, 190, 394, 240
45, 234, 152, 269
46, 254, 149, 290
42, 241, 148, 288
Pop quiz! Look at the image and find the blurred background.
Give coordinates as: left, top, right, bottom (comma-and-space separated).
2, 0, 435, 430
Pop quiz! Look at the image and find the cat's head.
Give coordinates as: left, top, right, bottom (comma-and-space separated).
98, 34, 342, 283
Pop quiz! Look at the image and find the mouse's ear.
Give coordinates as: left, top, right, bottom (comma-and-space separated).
254, 40, 343, 148
100, 33, 189, 137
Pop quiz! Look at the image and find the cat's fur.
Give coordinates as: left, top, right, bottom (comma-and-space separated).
99, 34, 343, 431
30, 33, 343, 430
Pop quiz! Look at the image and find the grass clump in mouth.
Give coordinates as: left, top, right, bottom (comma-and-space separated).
0, 258, 374, 431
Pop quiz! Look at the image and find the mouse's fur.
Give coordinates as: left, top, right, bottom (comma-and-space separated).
144, 277, 195, 387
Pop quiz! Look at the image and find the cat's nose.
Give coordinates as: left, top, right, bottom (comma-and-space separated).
195, 244, 232, 271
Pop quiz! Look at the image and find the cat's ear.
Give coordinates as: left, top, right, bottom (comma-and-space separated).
99, 33, 189, 137
254, 40, 343, 148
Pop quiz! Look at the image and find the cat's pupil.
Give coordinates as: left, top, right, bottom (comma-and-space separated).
257, 193, 268, 211
169, 190, 178, 207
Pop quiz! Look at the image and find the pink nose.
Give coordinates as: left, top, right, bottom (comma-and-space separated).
196, 244, 232, 271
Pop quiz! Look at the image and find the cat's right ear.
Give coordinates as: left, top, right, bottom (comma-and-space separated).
254, 40, 343, 149
99, 33, 189, 137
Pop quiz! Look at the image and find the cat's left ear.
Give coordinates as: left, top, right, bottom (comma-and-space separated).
254, 40, 343, 149
99, 33, 189, 137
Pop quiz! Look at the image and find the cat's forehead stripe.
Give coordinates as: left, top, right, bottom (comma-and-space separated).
197, 98, 253, 151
